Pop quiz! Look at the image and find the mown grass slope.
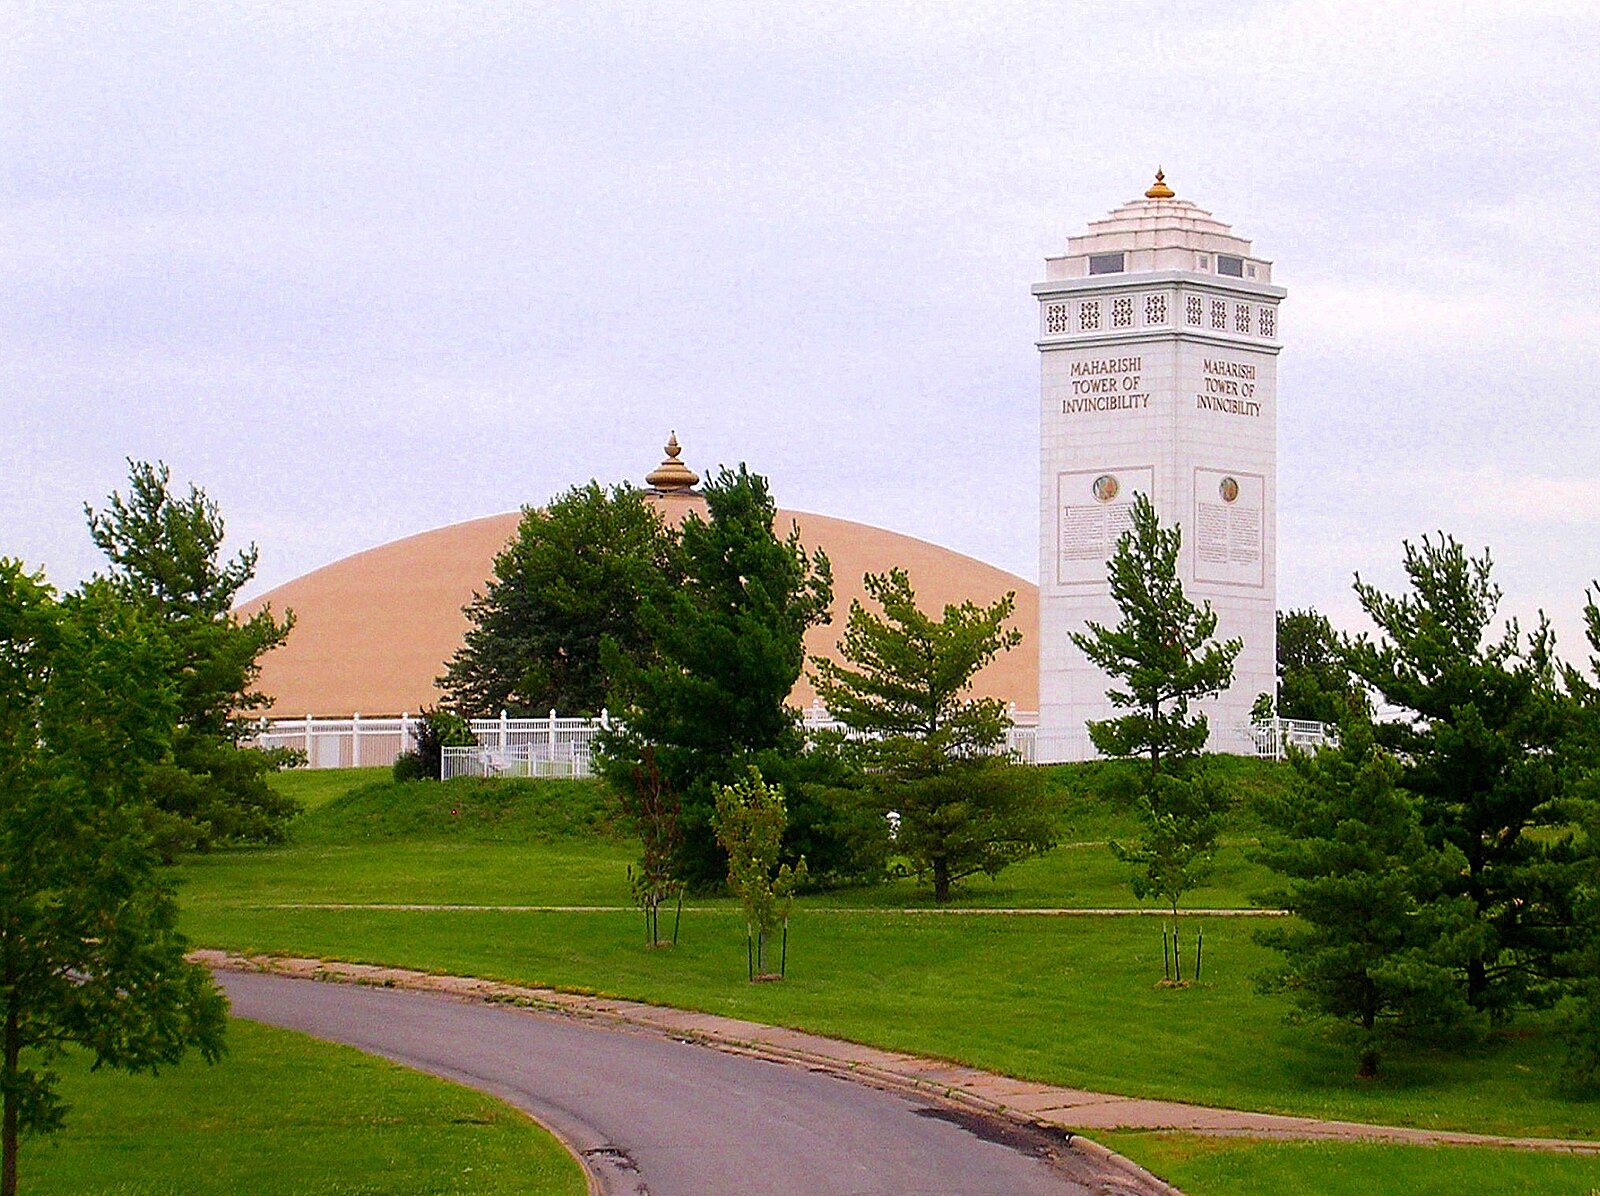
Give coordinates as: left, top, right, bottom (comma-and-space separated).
166, 763, 1600, 1196
25, 1019, 585, 1196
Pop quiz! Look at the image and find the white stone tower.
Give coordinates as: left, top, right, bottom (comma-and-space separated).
1033, 171, 1284, 762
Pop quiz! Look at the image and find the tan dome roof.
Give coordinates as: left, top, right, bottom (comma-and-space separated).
239, 499, 1039, 718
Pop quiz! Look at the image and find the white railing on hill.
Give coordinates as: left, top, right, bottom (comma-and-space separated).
443, 711, 609, 780
250, 707, 1326, 776
252, 714, 418, 770
798, 700, 1041, 764
250, 710, 612, 774
1242, 717, 1336, 760
1035, 717, 1334, 764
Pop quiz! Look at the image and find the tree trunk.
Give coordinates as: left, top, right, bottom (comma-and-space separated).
933, 858, 951, 904
1357, 988, 1379, 1079
3, 953, 18, 1196
1466, 956, 1488, 1008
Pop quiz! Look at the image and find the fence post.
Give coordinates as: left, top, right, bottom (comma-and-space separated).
500, 708, 509, 752
351, 712, 362, 768
305, 714, 313, 761
549, 708, 558, 763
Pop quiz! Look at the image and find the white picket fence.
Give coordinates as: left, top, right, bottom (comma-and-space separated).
250, 710, 611, 775
1241, 717, 1335, 760
443, 712, 609, 780
252, 714, 419, 770
251, 707, 1324, 777
799, 700, 1041, 764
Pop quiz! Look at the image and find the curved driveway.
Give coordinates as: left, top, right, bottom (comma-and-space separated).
220, 971, 1126, 1196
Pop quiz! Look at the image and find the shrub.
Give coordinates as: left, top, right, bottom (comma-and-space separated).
393, 707, 474, 782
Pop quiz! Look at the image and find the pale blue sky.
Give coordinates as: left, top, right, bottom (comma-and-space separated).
5, 1, 1598, 653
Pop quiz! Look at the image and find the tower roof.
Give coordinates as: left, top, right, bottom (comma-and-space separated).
1074, 171, 1248, 252
1043, 171, 1273, 284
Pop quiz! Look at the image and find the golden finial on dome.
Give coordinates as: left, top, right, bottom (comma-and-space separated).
1145, 168, 1175, 199
645, 431, 700, 492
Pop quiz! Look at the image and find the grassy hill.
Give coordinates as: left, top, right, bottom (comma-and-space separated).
164, 761, 1600, 1196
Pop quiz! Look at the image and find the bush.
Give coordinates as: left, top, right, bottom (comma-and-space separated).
753, 745, 887, 889
392, 708, 474, 782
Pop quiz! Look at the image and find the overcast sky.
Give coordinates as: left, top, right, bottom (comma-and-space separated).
6, 1, 1598, 657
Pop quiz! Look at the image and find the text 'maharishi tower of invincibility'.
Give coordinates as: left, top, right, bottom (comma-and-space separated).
1033, 171, 1285, 762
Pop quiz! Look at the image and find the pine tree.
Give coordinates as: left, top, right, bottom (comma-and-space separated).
602, 465, 833, 887
86, 461, 297, 855
811, 569, 1054, 902
1254, 720, 1479, 1078
1347, 535, 1577, 1016
1553, 583, 1600, 1089
1070, 494, 1240, 769
1070, 493, 1241, 958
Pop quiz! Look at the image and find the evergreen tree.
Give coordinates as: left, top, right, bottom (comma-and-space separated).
1254, 720, 1479, 1078
86, 461, 297, 856
1069, 493, 1240, 947
1553, 584, 1600, 1089
440, 482, 680, 717
603, 465, 833, 887
813, 569, 1020, 776
1070, 494, 1241, 770
811, 568, 1054, 901
1347, 535, 1577, 1016
0, 562, 228, 1196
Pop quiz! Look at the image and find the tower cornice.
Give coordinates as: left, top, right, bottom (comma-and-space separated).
1032, 270, 1286, 302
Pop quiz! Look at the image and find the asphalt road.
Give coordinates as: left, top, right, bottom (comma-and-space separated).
219, 971, 1122, 1196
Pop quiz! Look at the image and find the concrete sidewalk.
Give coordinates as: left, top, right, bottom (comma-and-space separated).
195, 950, 1600, 1156
260, 902, 1288, 916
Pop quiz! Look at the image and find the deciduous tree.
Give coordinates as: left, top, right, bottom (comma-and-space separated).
621, 748, 684, 948
0, 561, 227, 1196
712, 767, 805, 978
440, 482, 681, 717
1276, 608, 1369, 724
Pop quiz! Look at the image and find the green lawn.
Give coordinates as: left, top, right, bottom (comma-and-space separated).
23, 1019, 585, 1195
260, 766, 386, 812
188, 766, 1277, 913
166, 765, 1600, 1195
1099, 1133, 1600, 1196
184, 902, 1598, 1142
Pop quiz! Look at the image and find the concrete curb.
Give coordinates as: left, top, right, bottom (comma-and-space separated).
196, 949, 1600, 1181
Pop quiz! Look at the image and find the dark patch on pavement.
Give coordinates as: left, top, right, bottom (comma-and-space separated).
913, 1104, 1065, 1160
584, 1144, 648, 1195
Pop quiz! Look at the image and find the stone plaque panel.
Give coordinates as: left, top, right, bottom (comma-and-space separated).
1056, 466, 1154, 585
1193, 468, 1264, 587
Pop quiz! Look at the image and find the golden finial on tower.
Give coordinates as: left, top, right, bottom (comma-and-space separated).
1145, 168, 1175, 199
645, 431, 700, 493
